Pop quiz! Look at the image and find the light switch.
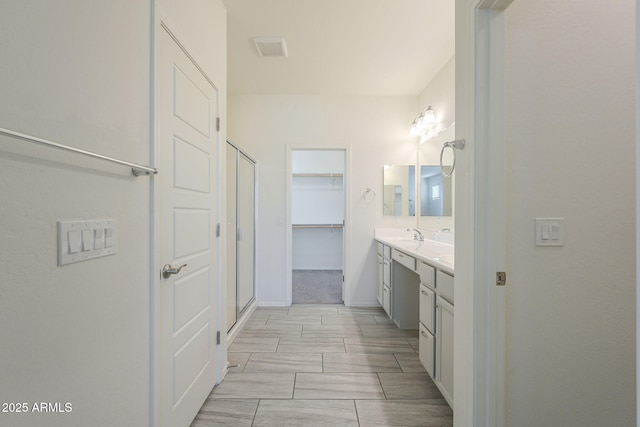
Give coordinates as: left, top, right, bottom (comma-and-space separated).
68, 230, 81, 254
541, 225, 550, 240
94, 228, 105, 250
105, 228, 114, 248
535, 218, 564, 247
81, 229, 93, 251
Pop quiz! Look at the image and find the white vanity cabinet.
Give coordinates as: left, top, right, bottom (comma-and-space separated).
374, 234, 454, 408
435, 270, 454, 408
376, 243, 383, 304
419, 322, 435, 378
418, 262, 436, 376
376, 243, 391, 317
419, 285, 435, 377
417, 261, 454, 408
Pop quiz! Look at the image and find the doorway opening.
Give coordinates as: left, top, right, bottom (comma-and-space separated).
290, 149, 346, 304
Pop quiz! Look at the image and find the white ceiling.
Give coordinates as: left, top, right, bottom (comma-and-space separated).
222, 0, 455, 97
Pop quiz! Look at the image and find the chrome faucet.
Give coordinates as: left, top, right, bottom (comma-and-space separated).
407, 228, 424, 241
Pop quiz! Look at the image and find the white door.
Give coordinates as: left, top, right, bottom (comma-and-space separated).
156, 26, 219, 427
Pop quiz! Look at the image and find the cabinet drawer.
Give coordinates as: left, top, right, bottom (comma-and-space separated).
419, 285, 435, 333
392, 249, 416, 271
417, 262, 435, 289
437, 270, 454, 304
419, 323, 435, 378
383, 245, 391, 259
382, 284, 391, 316
376, 242, 383, 256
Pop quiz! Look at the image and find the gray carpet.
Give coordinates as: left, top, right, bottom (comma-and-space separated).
292, 270, 343, 304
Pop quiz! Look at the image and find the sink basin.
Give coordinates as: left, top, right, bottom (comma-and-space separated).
384, 236, 420, 242
385, 238, 454, 268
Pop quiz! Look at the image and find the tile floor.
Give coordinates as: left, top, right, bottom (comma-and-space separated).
191, 304, 453, 427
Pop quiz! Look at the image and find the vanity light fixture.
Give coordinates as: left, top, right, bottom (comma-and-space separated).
409, 106, 443, 141
409, 106, 436, 137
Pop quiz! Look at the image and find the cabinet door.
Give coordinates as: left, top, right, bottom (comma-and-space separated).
436, 296, 454, 407
419, 285, 435, 334
419, 323, 435, 378
377, 255, 384, 305
383, 256, 391, 288
382, 284, 391, 316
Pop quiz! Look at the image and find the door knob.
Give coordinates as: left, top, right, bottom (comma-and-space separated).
162, 263, 187, 279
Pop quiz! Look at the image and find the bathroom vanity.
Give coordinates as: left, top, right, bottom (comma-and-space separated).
375, 228, 454, 408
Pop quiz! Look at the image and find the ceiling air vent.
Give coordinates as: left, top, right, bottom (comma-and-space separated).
253, 37, 288, 58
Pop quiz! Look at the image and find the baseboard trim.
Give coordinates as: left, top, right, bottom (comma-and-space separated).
346, 301, 381, 307
257, 301, 289, 307
226, 299, 258, 345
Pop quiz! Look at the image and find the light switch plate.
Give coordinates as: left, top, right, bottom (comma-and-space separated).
58, 219, 117, 266
535, 218, 564, 247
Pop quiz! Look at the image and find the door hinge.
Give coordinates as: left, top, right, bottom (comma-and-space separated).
216, 117, 220, 132
216, 223, 221, 237
216, 331, 221, 345
496, 271, 507, 286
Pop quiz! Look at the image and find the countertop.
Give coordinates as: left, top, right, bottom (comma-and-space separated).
374, 229, 454, 275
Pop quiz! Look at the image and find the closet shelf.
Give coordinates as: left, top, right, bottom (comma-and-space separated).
292, 224, 344, 229
292, 173, 343, 178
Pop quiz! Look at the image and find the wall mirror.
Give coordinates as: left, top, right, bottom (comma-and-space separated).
419, 124, 455, 217
383, 165, 416, 216
419, 165, 451, 216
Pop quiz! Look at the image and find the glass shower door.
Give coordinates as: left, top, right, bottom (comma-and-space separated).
226, 144, 238, 331
237, 153, 255, 314
226, 142, 256, 333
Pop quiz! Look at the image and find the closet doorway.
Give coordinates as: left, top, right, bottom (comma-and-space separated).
289, 149, 346, 305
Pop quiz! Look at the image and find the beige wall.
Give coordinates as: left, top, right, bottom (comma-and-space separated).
0, 1, 226, 426
504, 0, 635, 425
418, 55, 455, 135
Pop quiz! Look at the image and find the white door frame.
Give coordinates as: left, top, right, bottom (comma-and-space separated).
455, 1, 512, 426
285, 145, 351, 306
151, 7, 225, 426
637, 0, 640, 421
